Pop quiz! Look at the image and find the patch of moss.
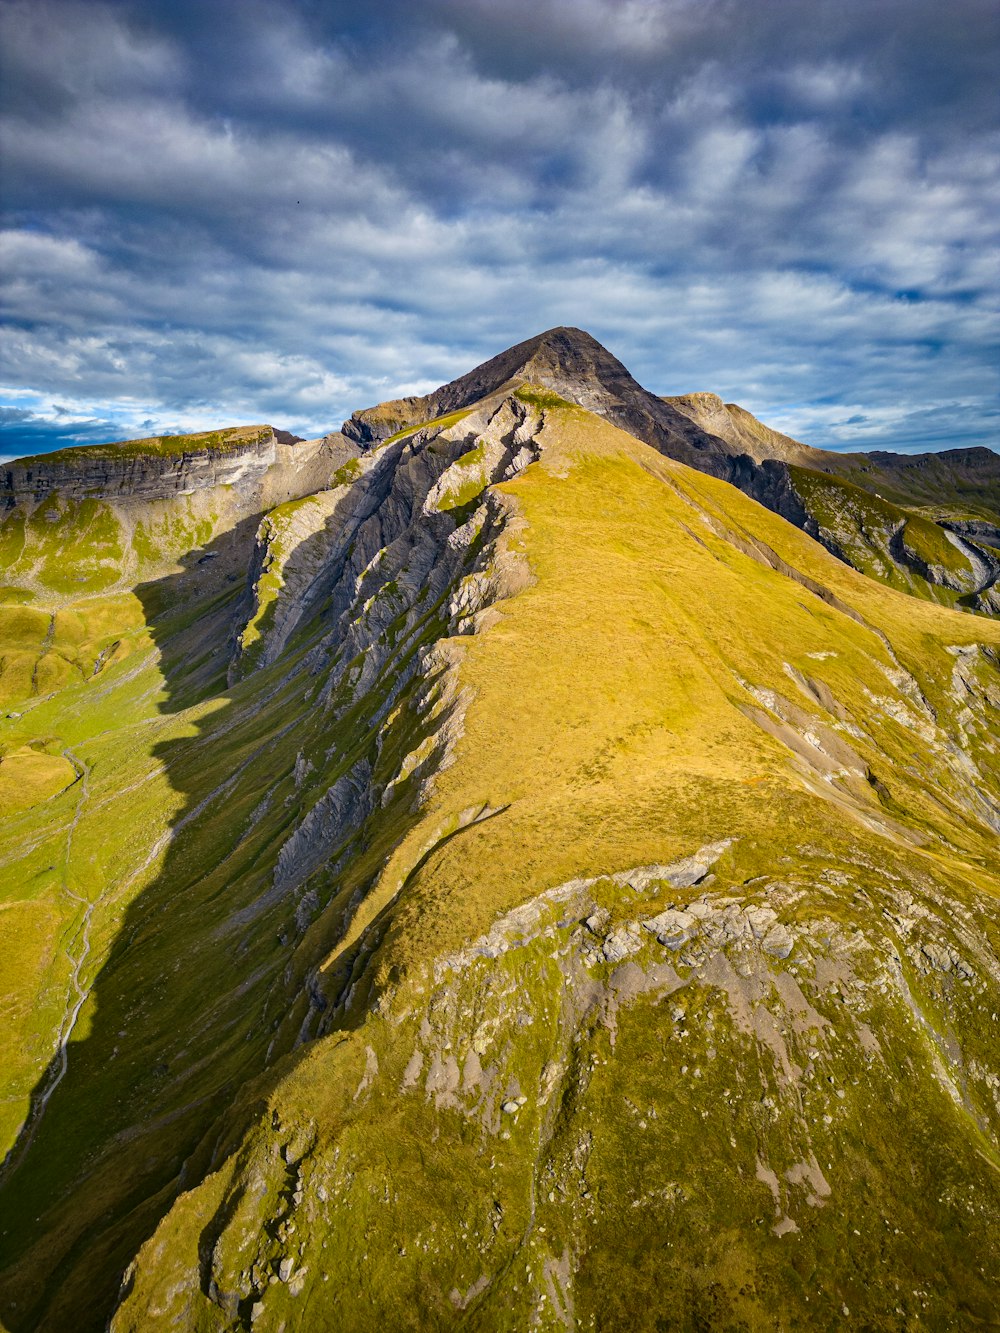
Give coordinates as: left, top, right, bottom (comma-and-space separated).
434, 442, 490, 512
330, 457, 362, 487
380, 408, 473, 447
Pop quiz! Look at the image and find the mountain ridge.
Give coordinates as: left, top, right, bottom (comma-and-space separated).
341, 327, 1000, 614
0, 338, 998, 1331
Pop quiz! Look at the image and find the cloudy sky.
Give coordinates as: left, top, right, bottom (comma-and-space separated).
1, 0, 998, 461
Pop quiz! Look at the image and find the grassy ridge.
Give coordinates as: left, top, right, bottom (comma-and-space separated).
1, 400, 998, 1330
110, 405, 1000, 1329
366, 411, 999, 975
10, 425, 273, 468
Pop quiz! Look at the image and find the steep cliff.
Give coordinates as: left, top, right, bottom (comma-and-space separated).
2, 427, 308, 505
0, 425, 358, 606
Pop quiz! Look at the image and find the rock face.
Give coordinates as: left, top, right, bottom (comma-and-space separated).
0, 425, 356, 529
345, 328, 1000, 613
666, 392, 818, 464
0, 426, 360, 604
1, 340, 999, 1333
1, 427, 304, 506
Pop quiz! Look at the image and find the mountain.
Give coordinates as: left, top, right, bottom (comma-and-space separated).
666, 389, 1000, 612
1, 337, 999, 1331
345, 328, 1000, 612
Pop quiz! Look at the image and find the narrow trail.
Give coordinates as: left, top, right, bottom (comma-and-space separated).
1, 748, 93, 1180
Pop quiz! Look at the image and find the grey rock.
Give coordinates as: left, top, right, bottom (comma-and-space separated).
920, 942, 974, 979
2, 430, 281, 504
603, 926, 644, 963
643, 909, 696, 949
762, 925, 795, 959
272, 759, 374, 897
744, 905, 779, 938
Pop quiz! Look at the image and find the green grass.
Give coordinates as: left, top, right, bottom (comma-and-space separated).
514, 385, 572, 410
0, 746, 78, 812
0, 494, 128, 595
0, 593, 147, 708
789, 464, 976, 603
12, 425, 273, 468
433, 441, 490, 511
831, 450, 1000, 526
901, 513, 973, 574
236, 494, 329, 663
790, 463, 900, 530
330, 457, 363, 487
379, 408, 473, 447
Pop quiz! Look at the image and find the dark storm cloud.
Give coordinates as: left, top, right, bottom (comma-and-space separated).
1, 0, 997, 457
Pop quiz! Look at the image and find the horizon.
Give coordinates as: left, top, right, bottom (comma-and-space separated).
1, 0, 998, 462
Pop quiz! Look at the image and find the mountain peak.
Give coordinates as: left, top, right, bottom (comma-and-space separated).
337, 331, 1000, 613
340, 326, 810, 473
342, 326, 637, 445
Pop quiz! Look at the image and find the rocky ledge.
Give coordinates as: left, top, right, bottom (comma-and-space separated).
0, 426, 304, 506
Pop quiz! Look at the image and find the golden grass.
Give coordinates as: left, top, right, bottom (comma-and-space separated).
334, 406, 1000, 978
0, 747, 78, 813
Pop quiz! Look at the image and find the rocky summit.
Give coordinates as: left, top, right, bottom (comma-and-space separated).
1, 330, 999, 1332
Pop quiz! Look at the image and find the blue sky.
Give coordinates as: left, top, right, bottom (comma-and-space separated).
1, 0, 998, 461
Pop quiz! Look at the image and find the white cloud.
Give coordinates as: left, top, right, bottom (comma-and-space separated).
0, 0, 996, 455
784, 61, 869, 109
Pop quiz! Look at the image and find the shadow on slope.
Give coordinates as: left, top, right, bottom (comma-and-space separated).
0, 499, 417, 1332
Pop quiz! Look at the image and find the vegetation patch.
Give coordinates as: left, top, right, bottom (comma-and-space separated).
330, 457, 362, 487
514, 385, 572, 410
380, 408, 472, 447
901, 514, 973, 574
789, 465, 973, 604
14, 425, 273, 467
433, 441, 490, 511
0, 746, 78, 812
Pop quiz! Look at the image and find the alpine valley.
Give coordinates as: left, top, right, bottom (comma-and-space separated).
1, 328, 999, 1332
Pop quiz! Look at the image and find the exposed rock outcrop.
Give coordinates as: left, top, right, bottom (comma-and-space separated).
344, 328, 1000, 614
1, 425, 356, 512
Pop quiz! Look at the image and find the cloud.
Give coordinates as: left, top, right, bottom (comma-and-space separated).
0, 406, 33, 424
0, 0, 996, 459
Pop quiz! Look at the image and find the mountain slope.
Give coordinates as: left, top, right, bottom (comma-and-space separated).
1, 376, 998, 1330
666, 392, 818, 463
667, 391, 1000, 612
344, 328, 1000, 613
667, 389, 1000, 522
